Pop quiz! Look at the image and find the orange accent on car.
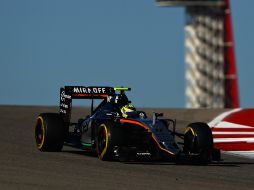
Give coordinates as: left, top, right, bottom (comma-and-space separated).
120, 119, 175, 156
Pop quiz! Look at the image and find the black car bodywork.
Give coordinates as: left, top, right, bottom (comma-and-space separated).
35, 86, 217, 163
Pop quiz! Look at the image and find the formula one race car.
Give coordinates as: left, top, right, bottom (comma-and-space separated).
35, 86, 218, 163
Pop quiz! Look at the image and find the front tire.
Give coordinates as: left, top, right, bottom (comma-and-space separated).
35, 113, 64, 152
96, 121, 122, 161
184, 122, 213, 164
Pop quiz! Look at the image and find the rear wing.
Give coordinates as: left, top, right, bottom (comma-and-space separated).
59, 86, 115, 124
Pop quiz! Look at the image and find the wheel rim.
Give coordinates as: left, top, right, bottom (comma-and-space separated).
35, 117, 45, 149
97, 124, 108, 159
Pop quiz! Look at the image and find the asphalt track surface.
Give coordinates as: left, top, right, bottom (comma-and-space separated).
1, 106, 254, 190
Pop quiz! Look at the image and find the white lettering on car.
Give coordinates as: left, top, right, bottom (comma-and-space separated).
73, 87, 107, 94
73, 87, 80, 93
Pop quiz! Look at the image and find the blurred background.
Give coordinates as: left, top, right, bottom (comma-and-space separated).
0, 0, 253, 108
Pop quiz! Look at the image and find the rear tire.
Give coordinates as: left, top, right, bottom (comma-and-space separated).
184, 122, 213, 164
35, 113, 64, 152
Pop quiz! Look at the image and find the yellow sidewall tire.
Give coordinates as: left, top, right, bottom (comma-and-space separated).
97, 124, 109, 160
34, 113, 64, 152
35, 116, 45, 150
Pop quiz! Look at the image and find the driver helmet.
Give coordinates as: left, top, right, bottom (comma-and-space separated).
121, 103, 136, 118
